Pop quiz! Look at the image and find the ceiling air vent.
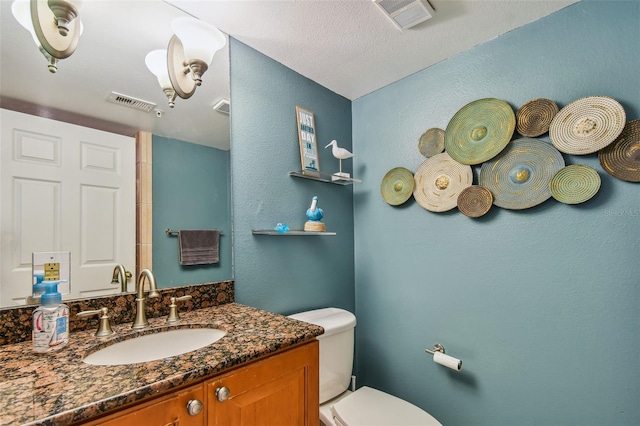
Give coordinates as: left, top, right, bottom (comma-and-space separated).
106, 92, 157, 112
213, 98, 230, 115
374, 0, 435, 30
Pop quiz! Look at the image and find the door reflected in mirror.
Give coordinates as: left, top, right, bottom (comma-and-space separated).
0, 0, 232, 308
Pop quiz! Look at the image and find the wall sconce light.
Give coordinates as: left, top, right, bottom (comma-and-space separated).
146, 16, 226, 108
11, 0, 83, 73
145, 49, 177, 108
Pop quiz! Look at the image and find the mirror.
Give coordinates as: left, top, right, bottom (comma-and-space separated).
0, 0, 232, 307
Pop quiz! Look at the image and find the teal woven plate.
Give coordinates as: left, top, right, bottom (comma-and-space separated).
479, 138, 565, 210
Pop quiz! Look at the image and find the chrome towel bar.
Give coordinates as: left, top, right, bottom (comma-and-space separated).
166, 228, 223, 236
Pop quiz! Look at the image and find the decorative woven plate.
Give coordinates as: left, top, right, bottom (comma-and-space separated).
598, 118, 640, 182
457, 186, 493, 218
549, 165, 601, 204
380, 167, 415, 206
418, 128, 445, 157
479, 138, 565, 210
444, 98, 516, 165
413, 152, 473, 212
516, 98, 559, 137
549, 96, 626, 155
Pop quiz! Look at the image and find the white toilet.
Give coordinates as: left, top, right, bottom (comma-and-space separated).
289, 307, 442, 426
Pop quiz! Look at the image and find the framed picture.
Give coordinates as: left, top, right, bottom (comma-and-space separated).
296, 106, 320, 176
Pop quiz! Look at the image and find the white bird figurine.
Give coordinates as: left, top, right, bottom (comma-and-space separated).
325, 140, 354, 175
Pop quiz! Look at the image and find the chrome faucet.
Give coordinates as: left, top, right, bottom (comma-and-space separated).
111, 264, 131, 293
132, 269, 160, 329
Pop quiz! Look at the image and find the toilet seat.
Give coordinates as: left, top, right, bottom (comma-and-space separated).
330, 386, 442, 426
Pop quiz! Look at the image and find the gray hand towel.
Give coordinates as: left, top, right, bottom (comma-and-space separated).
178, 230, 220, 265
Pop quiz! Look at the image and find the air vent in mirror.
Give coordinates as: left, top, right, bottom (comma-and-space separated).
106, 92, 157, 112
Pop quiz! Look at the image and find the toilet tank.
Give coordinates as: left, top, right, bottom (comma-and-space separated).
288, 308, 357, 404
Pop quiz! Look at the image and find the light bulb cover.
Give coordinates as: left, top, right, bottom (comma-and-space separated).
11, 0, 40, 45
171, 16, 226, 66
145, 49, 171, 89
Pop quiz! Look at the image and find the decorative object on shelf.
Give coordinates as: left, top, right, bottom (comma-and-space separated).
549, 96, 626, 155
325, 140, 354, 181
418, 128, 445, 157
516, 98, 559, 137
444, 98, 516, 165
296, 106, 320, 177
11, 0, 83, 73
457, 185, 493, 218
479, 138, 565, 210
598, 118, 640, 182
145, 16, 226, 108
413, 152, 473, 212
304, 196, 325, 232
549, 164, 601, 204
381, 167, 415, 206
274, 223, 289, 233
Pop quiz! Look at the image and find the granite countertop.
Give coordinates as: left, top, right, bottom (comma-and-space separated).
0, 303, 324, 426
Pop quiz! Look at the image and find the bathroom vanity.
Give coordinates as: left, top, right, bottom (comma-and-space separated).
85, 341, 318, 425
0, 303, 323, 425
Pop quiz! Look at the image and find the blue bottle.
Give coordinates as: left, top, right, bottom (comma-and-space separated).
32, 281, 69, 353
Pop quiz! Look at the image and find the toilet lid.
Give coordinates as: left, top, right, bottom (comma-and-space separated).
331, 387, 442, 426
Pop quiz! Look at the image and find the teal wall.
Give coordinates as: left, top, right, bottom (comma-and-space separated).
152, 135, 232, 287
352, 1, 639, 425
230, 39, 355, 315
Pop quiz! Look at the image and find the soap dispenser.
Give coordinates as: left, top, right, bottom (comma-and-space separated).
33, 280, 69, 353
32, 272, 45, 298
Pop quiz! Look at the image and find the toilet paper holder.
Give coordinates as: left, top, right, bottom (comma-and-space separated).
425, 343, 463, 371
424, 343, 446, 355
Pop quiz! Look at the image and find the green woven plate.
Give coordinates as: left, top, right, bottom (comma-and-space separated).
381, 167, 415, 206
479, 138, 565, 210
550, 165, 601, 204
445, 98, 516, 165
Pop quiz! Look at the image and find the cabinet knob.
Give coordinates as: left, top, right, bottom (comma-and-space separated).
186, 399, 203, 416
215, 386, 230, 402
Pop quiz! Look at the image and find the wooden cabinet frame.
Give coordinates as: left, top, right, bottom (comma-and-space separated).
79, 341, 319, 426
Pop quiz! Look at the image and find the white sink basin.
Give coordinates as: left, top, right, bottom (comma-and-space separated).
83, 328, 226, 366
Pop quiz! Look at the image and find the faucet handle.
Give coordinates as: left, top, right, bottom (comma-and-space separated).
167, 295, 192, 323
77, 307, 114, 337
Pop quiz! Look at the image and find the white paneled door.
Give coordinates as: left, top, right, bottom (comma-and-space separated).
0, 109, 135, 306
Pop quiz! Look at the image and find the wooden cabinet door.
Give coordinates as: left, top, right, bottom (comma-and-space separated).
92, 383, 205, 426
207, 341, 319, 426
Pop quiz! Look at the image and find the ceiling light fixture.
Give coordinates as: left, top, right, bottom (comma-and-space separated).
11, 0, 83, 73
146, 16, 226, 108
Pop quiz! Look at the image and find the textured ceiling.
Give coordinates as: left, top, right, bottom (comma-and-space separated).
174, 0, 579, 100
0, 0, 579, 148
